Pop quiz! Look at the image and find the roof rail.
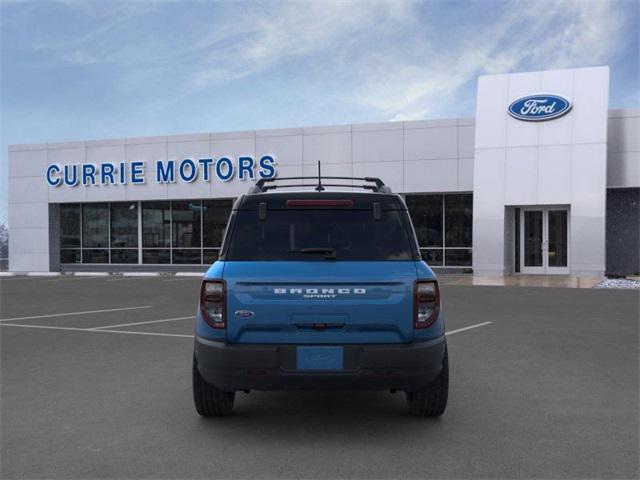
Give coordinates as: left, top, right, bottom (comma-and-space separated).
249, 161, 392, 194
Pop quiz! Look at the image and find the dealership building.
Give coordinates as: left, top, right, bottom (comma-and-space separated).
7, 66, 640, 276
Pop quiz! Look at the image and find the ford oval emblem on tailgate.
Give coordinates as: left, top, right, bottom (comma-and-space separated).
234, 310, 255, 318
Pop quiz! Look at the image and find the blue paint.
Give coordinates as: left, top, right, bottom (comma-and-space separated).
156, 159, 175, 183
215, 157, 234, 181
197, 260, 443, 344
508, 94, 572, 121
46, 164, 61, 186
130, 161, 145, 184
297, 346, 343, 370
179, 158, 197, 182
258, 155, 276, 178
64, 164, 78, 186
100, 162, 115, 185
238, 156, 255, 180
198, 158, 213, 181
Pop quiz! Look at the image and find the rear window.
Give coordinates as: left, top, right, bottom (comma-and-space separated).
224, 209, 417, 261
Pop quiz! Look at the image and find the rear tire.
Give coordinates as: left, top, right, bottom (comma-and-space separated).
192, 356, 235, 417
406, 346, 449, 417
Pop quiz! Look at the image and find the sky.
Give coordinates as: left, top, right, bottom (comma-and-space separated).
1, 0, 638, 226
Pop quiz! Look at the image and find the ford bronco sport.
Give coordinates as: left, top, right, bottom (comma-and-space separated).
193, 172, 448, 417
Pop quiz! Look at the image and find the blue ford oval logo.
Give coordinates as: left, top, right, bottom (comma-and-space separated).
234, 310, 255, 318
508, 94, 572, 121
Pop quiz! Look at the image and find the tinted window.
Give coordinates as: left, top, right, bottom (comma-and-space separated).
405, 195, 443, 247
111, 202, 138, 248
203, 199, 233, 247
82, 204, 109, 248
225, 209, 416, 261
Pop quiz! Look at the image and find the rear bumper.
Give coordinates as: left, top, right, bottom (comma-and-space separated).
194, 336, 446, 392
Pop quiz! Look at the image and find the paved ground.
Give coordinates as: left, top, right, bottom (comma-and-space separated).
0, 275, 638, 479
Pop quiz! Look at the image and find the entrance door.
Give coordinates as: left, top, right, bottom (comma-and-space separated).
520, 207, 569, 274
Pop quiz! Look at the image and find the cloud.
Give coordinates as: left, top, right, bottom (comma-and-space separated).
350, 0, 627, 120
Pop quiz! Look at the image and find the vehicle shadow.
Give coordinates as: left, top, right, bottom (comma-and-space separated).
193, 390, 444, 441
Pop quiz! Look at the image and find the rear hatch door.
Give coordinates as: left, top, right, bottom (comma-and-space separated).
224, 261, 417, 344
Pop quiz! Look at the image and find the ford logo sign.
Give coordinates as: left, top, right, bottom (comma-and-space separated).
508, 94, 572, 121
234, 310, 255, 318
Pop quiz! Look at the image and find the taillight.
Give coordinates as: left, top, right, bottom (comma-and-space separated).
200, 280, 226, 329
414, 280, 440, 329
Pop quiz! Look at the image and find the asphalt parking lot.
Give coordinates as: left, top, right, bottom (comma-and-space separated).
1, 275, 638, 479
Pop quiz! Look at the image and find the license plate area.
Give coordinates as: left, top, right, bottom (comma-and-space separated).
296, 346, 344, 371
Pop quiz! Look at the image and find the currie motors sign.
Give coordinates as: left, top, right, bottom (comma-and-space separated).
508, 94, 572, 121
45, 155, 277, 187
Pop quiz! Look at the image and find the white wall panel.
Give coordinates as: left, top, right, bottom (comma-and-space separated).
458, 157, 474, 191
607, 152, 640, 188
9, 148, 47, 178
47, 146, 87, 203
303, 132, 351, 165
607, 116, 640, 153
255, 135, 302, 167
9, 202, 48, 229
572, 67, 610, 144
10, 253, 51, 273
8, 227, 49, 253
352, 129, 403, 163
404, 159, 457, 193
475, 74, 509, 148
504, 147, 538, 205
404, 127, 457, 160
538, 145, 572, 204
9, 176, 48, 203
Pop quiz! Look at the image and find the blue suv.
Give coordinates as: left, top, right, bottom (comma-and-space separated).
193, 173, 448, 416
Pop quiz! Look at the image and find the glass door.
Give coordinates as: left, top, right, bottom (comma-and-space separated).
521, 209, 545, 274
546, 209, 569, 274
519, 207, 569, 274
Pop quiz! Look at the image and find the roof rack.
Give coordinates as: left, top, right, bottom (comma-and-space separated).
249, 161, 392, 194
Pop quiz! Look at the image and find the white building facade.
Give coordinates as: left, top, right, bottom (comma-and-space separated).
7, 66, 640, 276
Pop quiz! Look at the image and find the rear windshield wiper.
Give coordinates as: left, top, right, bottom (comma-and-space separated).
288, 247, 337, 259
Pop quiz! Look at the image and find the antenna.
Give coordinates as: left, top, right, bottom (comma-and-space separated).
315, 160, 325, 192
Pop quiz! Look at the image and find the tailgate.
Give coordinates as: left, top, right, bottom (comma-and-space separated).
223, 261, 417, 344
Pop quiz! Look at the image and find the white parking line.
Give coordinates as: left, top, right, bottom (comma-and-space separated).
42, 276, 109, 283
90, 316, 192, 330
0, 306, 152, 323
446, 321, 492, 336
0, 323, 192, 338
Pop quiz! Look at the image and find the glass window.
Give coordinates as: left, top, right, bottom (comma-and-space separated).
111, 249, 138, 264
111, 203, 138, 248
405, 195, 443, 247
82, 204, 109, 248
203, 199, 233, 247
225, 209, 415, 261
143, 249, 170, 264
82, 249, 109, 263
203, 249, 220, 264
60, 249, 81, 264
60, 204, 81, 248
444, 249, 472, 266
172, 201, 202, 248
172, 249, 201, 264
142, 202, 171, 248
421, 248, 443, 266
444, 194, 473, 247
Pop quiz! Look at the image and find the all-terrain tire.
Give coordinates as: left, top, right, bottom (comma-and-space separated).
406, 346, 449, 417
192, 356, 235, 417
